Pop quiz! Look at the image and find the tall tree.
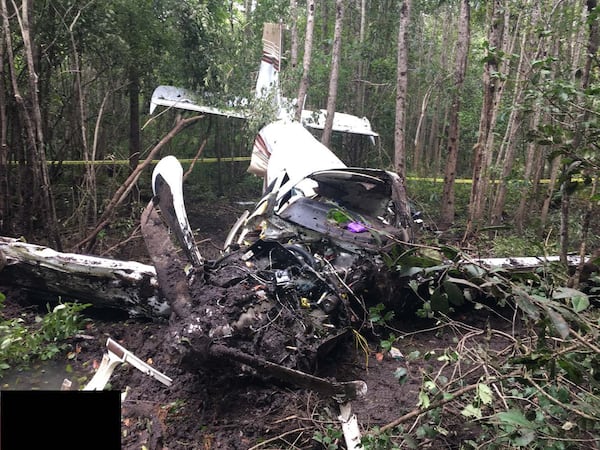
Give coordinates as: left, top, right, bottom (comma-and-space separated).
289, 0, 299, 69
394, 0, 411, 180
439, 0, 470, 229
0, 6, 7, 234
490, 0, 542, 228
560, 0, 599, 265
1, 0, 61, 248
464, 0, 513, 239
296, 0, 316, 120
321, 0, 344, 147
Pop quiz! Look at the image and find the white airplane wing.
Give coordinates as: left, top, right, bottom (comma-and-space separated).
149, 85, 247, 119
150, 23, 379, 139
300, 109, 379, 137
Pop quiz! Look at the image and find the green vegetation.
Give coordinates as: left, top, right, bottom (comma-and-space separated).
0, 293, 91, 378
356, 241, 600, 449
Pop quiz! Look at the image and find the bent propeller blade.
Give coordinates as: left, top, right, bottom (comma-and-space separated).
152, 156, 203, 267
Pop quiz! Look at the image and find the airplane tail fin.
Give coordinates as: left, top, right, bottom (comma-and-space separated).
255, 23, 283, 105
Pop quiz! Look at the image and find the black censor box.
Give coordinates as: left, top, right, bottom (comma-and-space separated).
1, 390, 121, 449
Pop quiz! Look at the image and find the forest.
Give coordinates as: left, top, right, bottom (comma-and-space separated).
1, 0, 599, 449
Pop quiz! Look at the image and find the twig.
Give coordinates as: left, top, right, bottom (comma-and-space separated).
99, 224, 142, 257
75, 114, 204, 252
525, 375, 599, 422
247, 427, 310, 449
182, 139, 207, 181
375, 383, 479, 434
569, 328, 600, 354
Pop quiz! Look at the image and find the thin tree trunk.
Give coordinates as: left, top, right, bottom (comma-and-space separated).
322, 0, 330, 54
128, 70, 141, 205
570, 176, 598, 288
356, 0, 367, 116
67, 11, 96, 228
539, 151, 559, 229
412, 84, 433, 174
439, 0, 469, 229
394, 0, 411, 180
321, 0, 344, 148
295, 0, 315, 120
289, 0, 299, 69
491, 1, 541, 227
2, 0, 61, 249
515, 107, 542, 232
0, 13, 7, 234
463, 0, 506, 239
561, 0, 599, 266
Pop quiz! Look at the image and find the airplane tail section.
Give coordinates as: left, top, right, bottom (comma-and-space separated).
255, 22, 283, 104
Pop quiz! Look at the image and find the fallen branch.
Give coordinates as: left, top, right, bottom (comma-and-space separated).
375, 383, 478, 434
76, 114, 205, 253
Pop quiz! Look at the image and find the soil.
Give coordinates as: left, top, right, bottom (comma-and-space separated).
0, 198, 518, 449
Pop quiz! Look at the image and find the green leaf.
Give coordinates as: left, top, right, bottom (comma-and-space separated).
445, 276, 482, 291
477, 383, 493, 405
461, 404, 482, 419
394, 367, 408, 384
443, 281, 465, 306
495, 409, 535, 429
543, 306, 570, 339
407, 350, 421, 361
417, 390, 430, 409
439, 245, 460, 260
571, 295, 590, 313
513, 290, 541, 320
513, 429, 536, 447
552, 286, 587, 300
553, 287, 590, 313
430, 287, 450, 314
462, 264, 487, 278
398, 266, 424, 278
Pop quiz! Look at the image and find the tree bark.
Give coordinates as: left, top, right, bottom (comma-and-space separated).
439, 0, 470, 229
289, 0, 299, 69
394, 0, 411, 180
295, 0, 316, 120
463, 0, 508, 239
321, 0, 344, 148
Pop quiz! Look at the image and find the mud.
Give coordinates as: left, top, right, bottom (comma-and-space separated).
0, 199, 517, 449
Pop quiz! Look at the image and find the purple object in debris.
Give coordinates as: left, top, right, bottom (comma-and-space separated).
346, 222, 367, 233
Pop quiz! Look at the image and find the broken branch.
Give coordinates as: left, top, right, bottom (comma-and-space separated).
76, 114, 205, 253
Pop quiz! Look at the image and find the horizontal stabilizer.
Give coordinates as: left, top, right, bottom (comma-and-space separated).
301, 109, 379, 137
150, 85, 247, 119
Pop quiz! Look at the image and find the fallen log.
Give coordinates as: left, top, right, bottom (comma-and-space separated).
472, 255, 588, 270
0, 236, 169, 318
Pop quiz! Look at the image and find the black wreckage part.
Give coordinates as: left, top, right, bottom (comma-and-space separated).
141, 193, 367, 401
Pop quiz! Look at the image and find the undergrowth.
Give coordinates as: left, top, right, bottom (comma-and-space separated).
0, 293, 90, 377
351, 243, 600, 449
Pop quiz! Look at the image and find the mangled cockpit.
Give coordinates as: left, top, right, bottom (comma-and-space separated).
221, 120, 413, 268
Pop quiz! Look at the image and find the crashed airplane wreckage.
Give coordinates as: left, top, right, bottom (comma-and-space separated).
0, 24, 592, 424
